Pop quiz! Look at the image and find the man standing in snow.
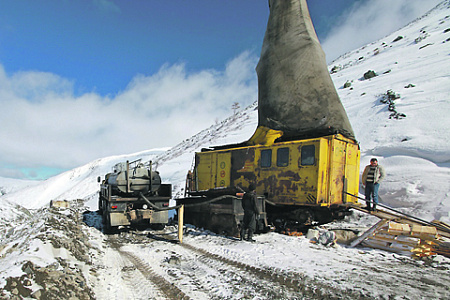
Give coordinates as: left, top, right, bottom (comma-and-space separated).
240, 184, 259, 242
362, 158, 386, 211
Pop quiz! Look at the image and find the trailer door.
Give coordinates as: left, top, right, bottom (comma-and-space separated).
195, 152, 216, 190
328, 138, 347, 204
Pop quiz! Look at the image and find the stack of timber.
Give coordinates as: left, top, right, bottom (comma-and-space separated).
431, 220, 450, 257
352, 220, 450, 259
349, 203, 450, 258
360, 221, 442, 258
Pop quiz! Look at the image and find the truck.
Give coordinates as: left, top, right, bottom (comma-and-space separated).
98, 159, 171, 232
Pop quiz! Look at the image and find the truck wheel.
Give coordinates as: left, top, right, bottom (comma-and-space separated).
103, 215, 115, 234
102, 210, 107, 224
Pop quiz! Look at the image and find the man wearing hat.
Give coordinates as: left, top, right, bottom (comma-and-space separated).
240, 183, 259, 242
362, 158, 386, 211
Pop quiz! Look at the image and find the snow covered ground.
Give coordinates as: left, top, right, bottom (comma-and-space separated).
0, 177, 39, 197
1, 1, 450, 299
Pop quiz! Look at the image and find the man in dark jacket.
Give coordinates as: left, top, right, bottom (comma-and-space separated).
240, 184, 259, 242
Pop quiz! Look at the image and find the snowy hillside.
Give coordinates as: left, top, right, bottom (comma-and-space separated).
158, 0, 450, 224
1, 2, 449, 223
329, 0, 450, 223
0, 149, 169, 209
1, 2, 450, 299
0, 177, 39, 196
3, 2, 449, 222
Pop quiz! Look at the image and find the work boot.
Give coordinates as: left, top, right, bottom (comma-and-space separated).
246, 231, 256, 242
240, 229, 246, 241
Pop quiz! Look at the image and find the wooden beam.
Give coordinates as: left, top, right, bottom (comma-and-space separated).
350, 219, 388, 248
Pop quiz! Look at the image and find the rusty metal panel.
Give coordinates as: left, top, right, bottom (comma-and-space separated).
110, 212, 130, 226
232, 148, 256, 189
252, 140, 321, 205
343, 141, 360, 204
136, 209, 153, 220
326, 136, 360, 205
128, 209, 168, 223
295, 142, 320, 205
149, 210, 169, 224
196, 152, 216, 190
193, 135, 360, 207
317, 138, 331, 205
328, 138, 346, 204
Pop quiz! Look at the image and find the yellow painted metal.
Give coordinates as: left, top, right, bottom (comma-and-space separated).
328, 138, 347, 204
216, 152, 231, 188
253, 140, 321, 205
196, 151, 231, 190
196, 152, 214, 190
317, 138, 330, 205
344, 138, 360, 204
247, 126, 284, 146
193, 134, 360, 207
178, 205, 184, 244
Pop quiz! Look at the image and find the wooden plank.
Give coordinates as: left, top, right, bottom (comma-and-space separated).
368, 234, 421, 246
349, 204, 450, 239
350, 219, 388, 247
378, 228, 440, 241
388, 222, 410, 232
178, 205, 184, 244
361, 242, 413, 256
363, 239, 412, 251
411, 224, 438, 238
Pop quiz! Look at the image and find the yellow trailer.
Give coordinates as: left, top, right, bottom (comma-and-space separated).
185, 134, 360, 228
179, 0, 361, 234
193, 134, 359, 206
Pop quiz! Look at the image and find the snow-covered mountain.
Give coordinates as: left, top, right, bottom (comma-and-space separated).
0, 148, 170, 209
0, 177, 39, 196
2, 0, 449, 223
1, 1, 450, 299
328, 0, 450, 222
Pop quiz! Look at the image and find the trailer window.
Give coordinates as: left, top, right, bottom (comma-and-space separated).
277, 148, 289, 167
261, 149, 272, 168
301, 145, 315, 165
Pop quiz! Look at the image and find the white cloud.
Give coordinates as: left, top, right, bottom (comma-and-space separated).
10, 70, 74, 99
0, 52, 258, 178
321, 0, 442, 62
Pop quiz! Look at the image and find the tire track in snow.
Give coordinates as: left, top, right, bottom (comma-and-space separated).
104, 230, 369, 299
153, 232, 367, 299
107, 236, 190, 300
121, 265, 167, 300
113, 231, 297, 298
111, 232, 273, 299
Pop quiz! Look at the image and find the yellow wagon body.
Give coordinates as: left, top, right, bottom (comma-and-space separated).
193, 134, 359, 208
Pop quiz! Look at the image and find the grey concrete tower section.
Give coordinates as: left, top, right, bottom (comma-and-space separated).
256, 0, 356, 141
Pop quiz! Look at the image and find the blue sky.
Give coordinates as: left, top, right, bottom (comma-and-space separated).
1, 0, 269, 96
0, 0, 374, 96
0, 0, 441, 180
